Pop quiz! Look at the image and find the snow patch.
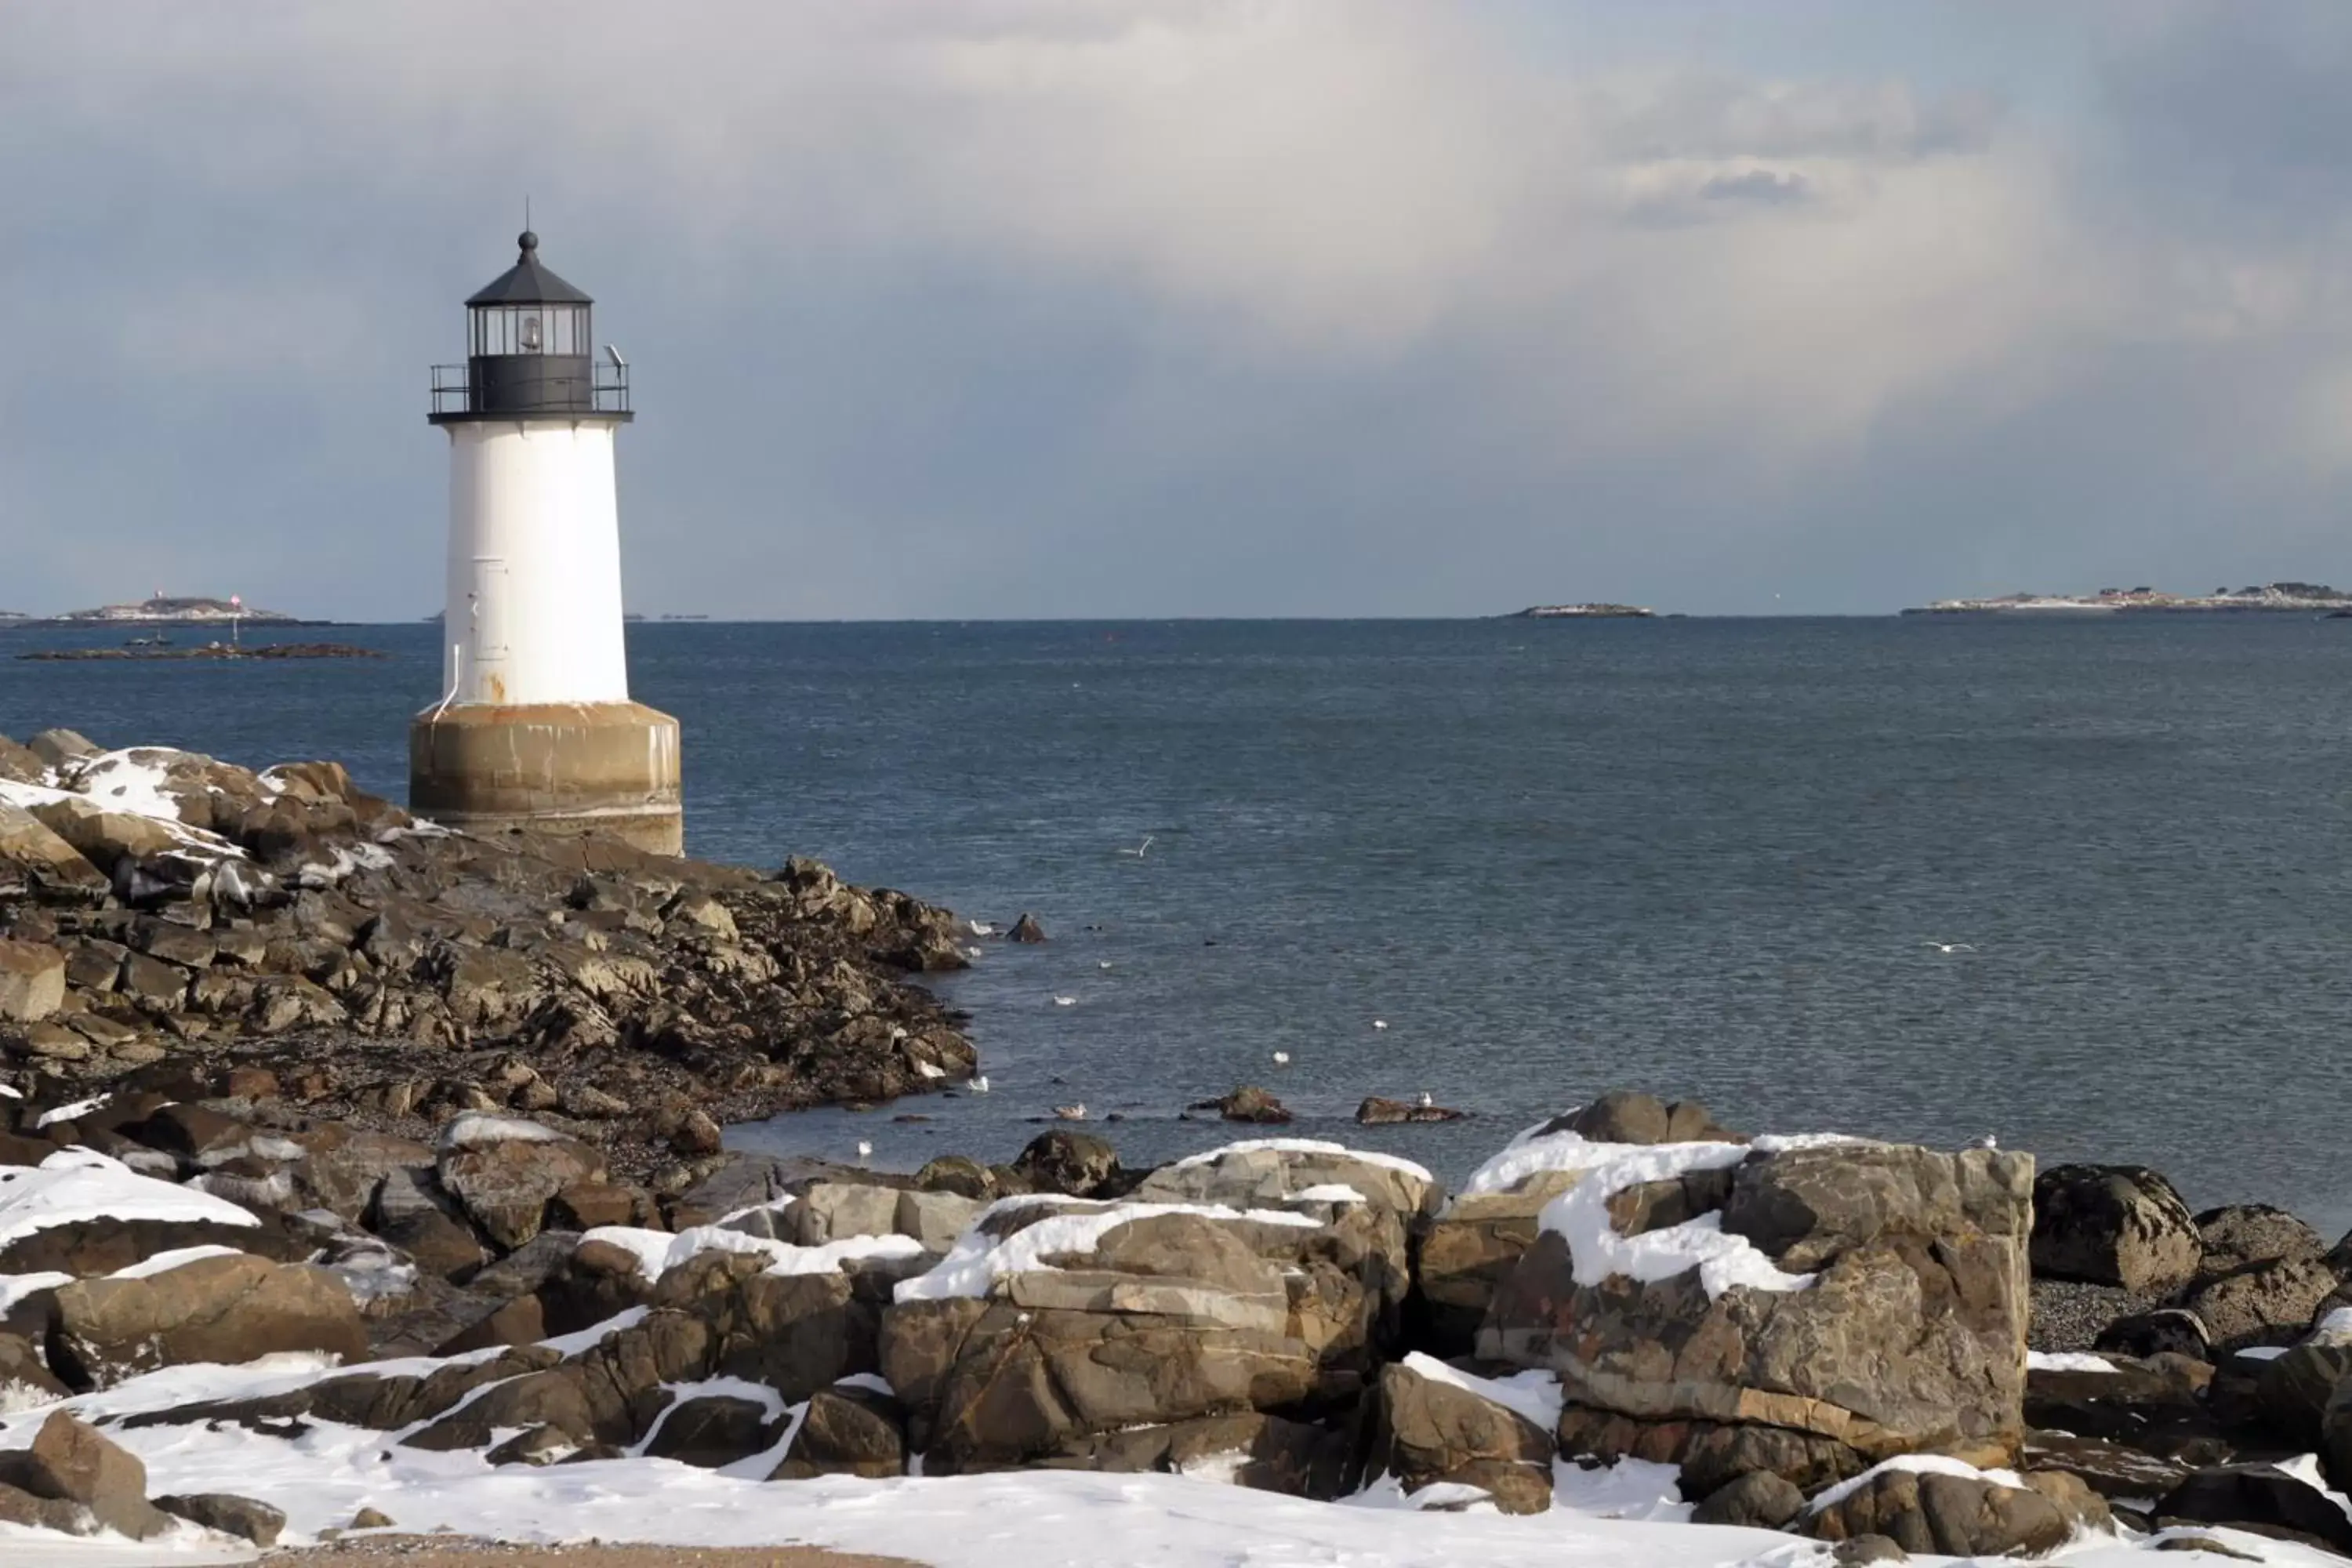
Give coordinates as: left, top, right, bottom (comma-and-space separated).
2029, 1351, 2121, 1374
1169, 1138, 1434, 1184
1533, 1140, 1814, 1298
1290, 1184, 1368, 1205
0, 1149, 260, 1252
437, 1115, 564, 1152
1805, 1453, 2029, 1513
34, 1095, 110, 1130
1396, 1352, 1563, 1436
109, 1244, 246, 1281
895, 1199, 1319, 1304
578, 1225, 923, 1285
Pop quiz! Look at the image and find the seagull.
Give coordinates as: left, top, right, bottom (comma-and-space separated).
855, 1140, 873, 1163
969, 920, 996, 937
971, 1075, 991, 1094
1372, 1020, 1388, 1031
1054, 1103, 1088, 1121
967, 945, 985, 959
1969, 1132, 1998, 1151
1118, 836, 1153, 858
1098, 960, 1114, 970
1272, 1051, 1290, 1067
1051, 994, 1076, 1007
1418, 1091, 1434, 1109
1922, 942, 1976, 955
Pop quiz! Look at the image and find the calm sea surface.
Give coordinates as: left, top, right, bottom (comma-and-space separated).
5, 616, 2350, 1233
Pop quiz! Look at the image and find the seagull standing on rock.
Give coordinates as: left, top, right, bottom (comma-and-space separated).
1969, 1133, 1998, 1151
1418, 1091, 1434, 1109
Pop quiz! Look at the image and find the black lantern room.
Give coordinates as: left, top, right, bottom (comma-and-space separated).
430, 231, 630, 422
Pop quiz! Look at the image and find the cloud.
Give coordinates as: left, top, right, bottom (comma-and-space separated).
2, 2, 2351, 619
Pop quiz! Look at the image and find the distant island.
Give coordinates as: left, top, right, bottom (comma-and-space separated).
45, 594, 307, 625
20, 641, 381, 662
1511, 603, 1657, 619
1905, 582, 2352, 615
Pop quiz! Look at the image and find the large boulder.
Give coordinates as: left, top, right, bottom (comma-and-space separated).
0, 802, 107, 905
2030, 1164, 2201, 1297
2158, 1464, 2352, 1556
49, 1251, 369, 1389
0, 1410, 169, 1540
2252, 1310, 2352, 1447
880, 1200, 1377, 1473
771, 1386, 907, 1479
1011, 1130, 1121, 1197
1371, 1355, 1555, 1515
0, 938, 65, 1024
2182, 1256, 2339, 1352
1479, 1137, 2033, 1494
434, 1115, 605, 1250
2195, 1205, 2327, 1278
1802, 1463, 2103, 1558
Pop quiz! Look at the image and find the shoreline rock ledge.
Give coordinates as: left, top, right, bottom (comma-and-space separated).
0, 1084, 2348, 1555
0, 729, 978, 1176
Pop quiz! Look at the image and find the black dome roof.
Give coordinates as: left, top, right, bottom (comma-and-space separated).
466, 230, 593, 307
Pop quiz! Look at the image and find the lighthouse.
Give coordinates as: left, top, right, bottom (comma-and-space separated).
409, 230, 682, 854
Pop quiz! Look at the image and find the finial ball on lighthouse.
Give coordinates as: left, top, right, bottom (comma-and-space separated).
410, 230, 683, 854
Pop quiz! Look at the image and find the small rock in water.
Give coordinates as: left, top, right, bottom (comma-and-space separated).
1188, 1084, 1293, 1124
1356, 1094, 1466, 1126
1008, 913, 1049, 944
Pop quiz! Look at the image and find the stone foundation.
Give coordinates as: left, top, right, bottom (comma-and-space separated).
408, 701, 682, 855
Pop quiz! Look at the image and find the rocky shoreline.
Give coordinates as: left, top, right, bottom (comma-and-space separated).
3, 731, 2352, 1562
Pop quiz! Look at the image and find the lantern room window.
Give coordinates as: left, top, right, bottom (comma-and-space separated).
470, 302, 590, 358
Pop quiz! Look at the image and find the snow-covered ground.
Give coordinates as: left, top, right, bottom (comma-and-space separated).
0, 1344, 2341, 1568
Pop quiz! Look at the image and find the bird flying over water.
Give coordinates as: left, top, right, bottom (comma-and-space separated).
1052, 994, 1076, 1007
1119, 836, 1153, 858
1922, 942, 1976, 954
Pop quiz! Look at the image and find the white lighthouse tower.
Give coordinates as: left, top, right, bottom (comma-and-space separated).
410, 230, 682, 853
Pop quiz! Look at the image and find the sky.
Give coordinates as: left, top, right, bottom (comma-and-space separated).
4, 1, 2352, 619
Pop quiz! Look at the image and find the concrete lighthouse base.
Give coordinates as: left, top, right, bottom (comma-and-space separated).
409, 701, 683, 855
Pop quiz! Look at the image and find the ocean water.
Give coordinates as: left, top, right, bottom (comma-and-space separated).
5, 615, 2351, 1233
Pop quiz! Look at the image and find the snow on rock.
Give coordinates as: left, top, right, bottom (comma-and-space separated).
2029, 1351, 2122, 1374
107, 1244, 248, 1281
895, 1197, 1320, 1304
1290, 1185, 1369, 1205
1802, 1452, 2031, 1514
1531, 1140, 1814, 1299
1170, 1138, 1435, 1185
0, 1271, 72, 1314
34, 1094, 110, 1130
436, 1114, 566, 1152
296, 841, 394, 888
67, 750, 197, 823
0, 1149, 260, 1252
579, 1225, 923, 1285
1396, 1352, 1563, 1436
